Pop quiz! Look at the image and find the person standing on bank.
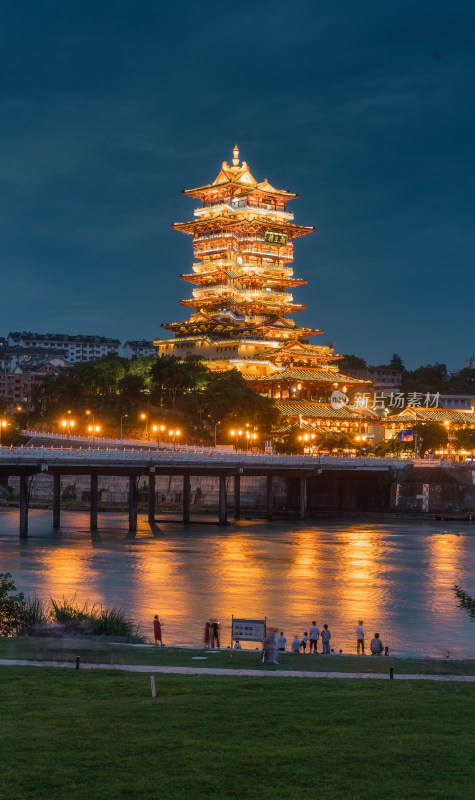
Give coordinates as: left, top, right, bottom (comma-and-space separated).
356, 621, 365, 654
153, 615, 163, 646
370, 633, 384, 655
204, 620, 210, 648
309, 621, 320, 653
321, 624, 331, 654
277, 631, 287, 652
211, 619, 220, 648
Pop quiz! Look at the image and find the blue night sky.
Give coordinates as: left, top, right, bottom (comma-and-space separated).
0, 1, 473, 368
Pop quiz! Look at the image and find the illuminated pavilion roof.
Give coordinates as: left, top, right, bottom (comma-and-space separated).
384, 407, 475, 425
246, 368, 369, 385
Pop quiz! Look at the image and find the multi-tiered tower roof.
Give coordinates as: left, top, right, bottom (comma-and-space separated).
155, 147, 372, 436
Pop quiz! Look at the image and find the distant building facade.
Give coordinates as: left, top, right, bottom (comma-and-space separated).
121, 340, 155, 359
7, 332, 120, 364
439, 395, 475, 410
342, 366, 402, 395
0, 357, 72, 408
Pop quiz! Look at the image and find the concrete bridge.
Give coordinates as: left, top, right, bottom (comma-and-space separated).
0, 446, 437, 536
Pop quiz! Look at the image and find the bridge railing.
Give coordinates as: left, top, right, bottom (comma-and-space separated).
0, 443, 424, 468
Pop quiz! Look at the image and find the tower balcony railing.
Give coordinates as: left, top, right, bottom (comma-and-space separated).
192, 286, 291, 301
199, 200, 293, 218
194, 260, 293, 275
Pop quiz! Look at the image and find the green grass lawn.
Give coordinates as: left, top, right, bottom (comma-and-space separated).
1, 636, 474, 675
0, 667, 473, 800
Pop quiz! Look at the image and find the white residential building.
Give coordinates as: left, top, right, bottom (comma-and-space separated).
7, 332, 120, 364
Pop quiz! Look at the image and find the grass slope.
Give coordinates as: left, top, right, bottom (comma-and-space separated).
1, 637, 474, 675
1, 667, 474, 800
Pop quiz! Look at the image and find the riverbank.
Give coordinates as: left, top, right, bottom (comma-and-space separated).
1, 666, 473, 800
1, 638, 474, 675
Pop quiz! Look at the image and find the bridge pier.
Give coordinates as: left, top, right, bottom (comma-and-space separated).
233, 473, 241, 520
148, 470, 156, 524
299, 476, 307, 521
218, 474, 227, 526
19, 473, 29, 538
128, 476, 138, 531
183, 474, 191, 524
266, 474, 273, 520
53, 473, 61, 529
90, 473, 98, 531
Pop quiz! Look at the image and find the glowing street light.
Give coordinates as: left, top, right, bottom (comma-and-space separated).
245, 430, 258, 450
85, 410, 100, 446
230, 428, 243, 451
60, 412, 75, 440
140, 413, 149, 440
0, 417, 8, 447
168, 428, 181, 452
152, 423, 166, 449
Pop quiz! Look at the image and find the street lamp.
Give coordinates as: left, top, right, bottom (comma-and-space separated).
120, 414, 128, 439
85, 410, 101, 446
140, 413, 149, 440
169, 428, 181, 452
0, 418, 8, 447
60, 413, 75, 441
230, 428, 243, 451
152, 423, 166, 449
214, 420, 221, 448
245, 431, 258, 450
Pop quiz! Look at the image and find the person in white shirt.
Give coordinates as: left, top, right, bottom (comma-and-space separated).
234, 639, 242, 649
356, 621, 365, 654
309, 621, 320, 653
277, 632, 287, 651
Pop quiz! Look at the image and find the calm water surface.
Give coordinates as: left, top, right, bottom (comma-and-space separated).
1, 510, 474, 657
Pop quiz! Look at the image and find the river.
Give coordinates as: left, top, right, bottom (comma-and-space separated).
0, 509, 474, 657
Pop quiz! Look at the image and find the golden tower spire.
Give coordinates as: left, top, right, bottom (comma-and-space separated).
232, 144, 239, 168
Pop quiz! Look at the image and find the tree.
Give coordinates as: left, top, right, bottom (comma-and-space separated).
0, 573, 25, 636
202, 370, 279, 431
389, 353, 404, 370
339, 354, 366, 370
117, 374, 146, 404
413, 423, 448, 456
151, 355, 209, 409
453, 585, 475, 621
402, 363, 448, 394
454, 429, 475, 457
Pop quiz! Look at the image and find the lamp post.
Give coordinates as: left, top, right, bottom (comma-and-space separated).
230, 428, 243, 451
120, 414, 128, 439
214, 420, 221, 448
152, 424, 165, 450
60, 411, 75, 441
140, 413, 148, 441
245, 431, 258, 451
85, 410, 101, 447
0, 418, 8, 447
169, 427, 181, 452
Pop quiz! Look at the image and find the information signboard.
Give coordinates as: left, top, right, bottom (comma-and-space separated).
264, 231, 288, 246
399, 429, 414, 442
232, 617, 266, 642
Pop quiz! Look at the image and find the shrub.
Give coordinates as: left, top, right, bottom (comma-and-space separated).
89, 606, 145, 641
0, 573, 25, 636
50, 596, 90, 623
16, 596, 48, 636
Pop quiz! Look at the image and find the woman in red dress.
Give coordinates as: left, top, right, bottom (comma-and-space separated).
153, 615, 163, 646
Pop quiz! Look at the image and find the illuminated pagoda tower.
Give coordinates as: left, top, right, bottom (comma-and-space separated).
155, 146, 372, 436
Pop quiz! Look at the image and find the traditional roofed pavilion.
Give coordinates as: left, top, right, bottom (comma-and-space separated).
155, 147, 372, 436
383, 406, 475, 433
